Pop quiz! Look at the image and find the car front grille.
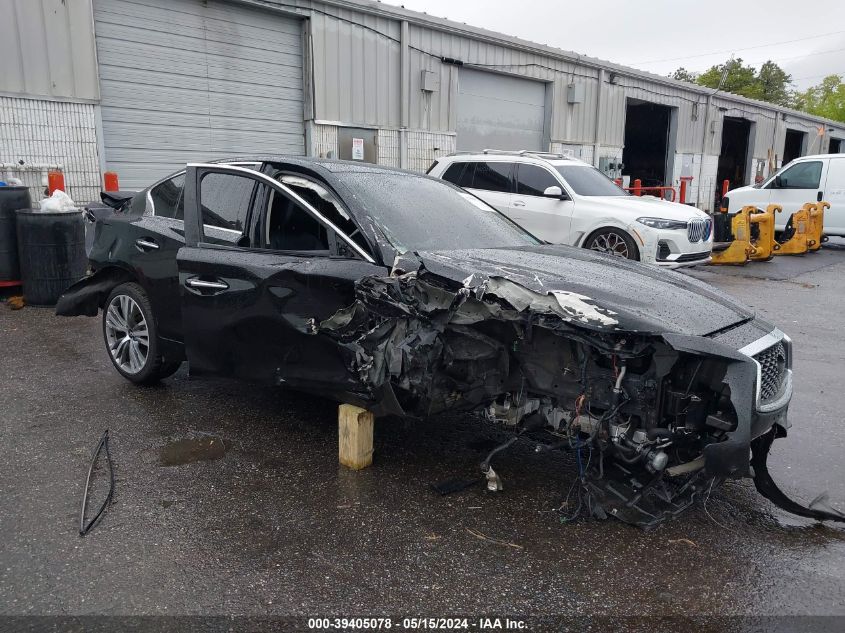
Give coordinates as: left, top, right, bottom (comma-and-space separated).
754, 342, 787, 403
687, 218, 712, 243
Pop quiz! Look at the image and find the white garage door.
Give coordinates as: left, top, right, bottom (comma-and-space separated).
94, 0, 305, 188
456, 68, 547, 152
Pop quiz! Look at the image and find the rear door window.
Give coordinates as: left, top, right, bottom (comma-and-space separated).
199, 172, 259, 245
470, 162, 514, 193
516, 164, 560, 196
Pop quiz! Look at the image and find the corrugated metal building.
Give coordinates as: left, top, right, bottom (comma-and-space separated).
1, 0, 843, 210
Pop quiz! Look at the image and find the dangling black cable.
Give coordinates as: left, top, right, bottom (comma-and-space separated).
79, 429, 115, 536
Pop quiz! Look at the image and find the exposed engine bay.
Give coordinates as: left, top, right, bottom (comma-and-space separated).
320, 254, 845, 528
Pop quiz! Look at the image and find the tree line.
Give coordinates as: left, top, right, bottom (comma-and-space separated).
671, 59, 844, 123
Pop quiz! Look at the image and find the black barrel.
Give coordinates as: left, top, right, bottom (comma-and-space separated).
16, 209, 87, 306
0, 186, 32, 281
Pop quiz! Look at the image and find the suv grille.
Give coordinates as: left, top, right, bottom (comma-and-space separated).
687, 218, 712, 243
754, 342, 787, 402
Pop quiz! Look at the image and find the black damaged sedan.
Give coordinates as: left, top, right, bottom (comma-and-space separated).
57, 157, 842, 527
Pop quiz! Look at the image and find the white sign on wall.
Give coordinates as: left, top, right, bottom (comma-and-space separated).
352, 138, 364, 161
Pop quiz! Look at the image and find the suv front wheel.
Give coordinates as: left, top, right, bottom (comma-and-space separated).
102, 282, 181, 384
584, 228, 640, 261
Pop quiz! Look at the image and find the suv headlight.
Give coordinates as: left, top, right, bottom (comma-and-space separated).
636, 217, 688, 230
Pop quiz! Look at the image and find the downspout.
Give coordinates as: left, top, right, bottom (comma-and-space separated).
400, 20, 410, 169
696, 94, 713, 209
593, 69, 604, 167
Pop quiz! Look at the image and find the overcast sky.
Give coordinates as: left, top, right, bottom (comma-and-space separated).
382, 0, 844, 89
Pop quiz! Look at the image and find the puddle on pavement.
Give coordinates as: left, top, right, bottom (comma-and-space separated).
159, 436, 226, 467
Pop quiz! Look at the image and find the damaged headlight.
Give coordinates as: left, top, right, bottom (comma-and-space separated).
636, 217, 688, 230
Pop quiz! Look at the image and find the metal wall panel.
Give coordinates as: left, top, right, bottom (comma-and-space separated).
601, 77, 706, 153
261, 0, 840, 158
0, 0, 99, 101
94, 0, 305, 187
0, 96, 101, 204
455, 68, 546, 151
307, 6, 401, 126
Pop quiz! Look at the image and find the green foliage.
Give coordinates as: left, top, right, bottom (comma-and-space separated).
755, 61, 794, 107
696, 58, 763, 98
670, 67, 699, 83
671, 57, 845, 121
671, 58, 793, 106
793, 75, 845, 122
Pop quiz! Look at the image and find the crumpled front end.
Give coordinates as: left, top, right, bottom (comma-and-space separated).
317, 254, 792, 526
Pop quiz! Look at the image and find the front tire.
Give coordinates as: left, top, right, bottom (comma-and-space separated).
584, 228, 640, 261
102, 282, 181, 385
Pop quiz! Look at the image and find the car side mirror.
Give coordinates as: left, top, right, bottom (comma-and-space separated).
774, 175, 784, 188
543, 185, 565, 199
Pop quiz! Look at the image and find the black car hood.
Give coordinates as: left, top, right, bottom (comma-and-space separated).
415, 245, 753, 337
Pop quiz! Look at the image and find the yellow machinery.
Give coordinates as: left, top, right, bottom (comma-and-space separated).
808, 201, 829, 252
774, 203, 814, 255
710, 206, 756, 265
749, 205, 780, 261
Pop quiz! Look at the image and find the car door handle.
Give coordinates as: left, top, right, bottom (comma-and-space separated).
185, 278, 229, 292
513, 200, 526, 207
818, 191, 824, 202
135, 238, 160, 251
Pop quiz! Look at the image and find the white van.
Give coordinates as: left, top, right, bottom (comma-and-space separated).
724, 154, 845, 236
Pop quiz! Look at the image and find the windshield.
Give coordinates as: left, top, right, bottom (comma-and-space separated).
335, 173, 540, 253
555, 165, 629, 197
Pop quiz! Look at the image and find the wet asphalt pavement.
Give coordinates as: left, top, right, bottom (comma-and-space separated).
2, 242, 845, 626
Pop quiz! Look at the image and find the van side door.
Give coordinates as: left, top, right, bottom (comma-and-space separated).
767, 159, 828, 230
822, 157, 845, 235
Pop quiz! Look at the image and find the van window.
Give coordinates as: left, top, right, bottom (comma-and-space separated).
773, 161, 823, 189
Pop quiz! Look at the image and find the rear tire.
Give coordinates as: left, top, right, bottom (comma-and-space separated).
102, 282, 181, 385
583, 228, 640, 261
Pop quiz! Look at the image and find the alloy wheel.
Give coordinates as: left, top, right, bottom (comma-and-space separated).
104, 294, 149, 374
589, 232, 630, 258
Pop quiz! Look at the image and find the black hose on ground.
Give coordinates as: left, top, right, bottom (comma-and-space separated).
79, 429, 115, 536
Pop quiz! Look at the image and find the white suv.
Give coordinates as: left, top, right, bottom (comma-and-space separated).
428, 151, 713, 267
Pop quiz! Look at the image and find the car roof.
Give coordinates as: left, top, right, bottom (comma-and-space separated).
441, 151, 592, 168
215, 155, 424, 176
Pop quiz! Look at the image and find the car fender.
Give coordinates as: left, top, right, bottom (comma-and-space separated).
575, 219, 651, 249
54, 266, 136, 317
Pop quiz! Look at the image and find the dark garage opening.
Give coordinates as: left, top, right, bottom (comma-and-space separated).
783, 129, 807, 165
716, 116, 752, 207
830, 138, 842, 154
622, 99, 673, 189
